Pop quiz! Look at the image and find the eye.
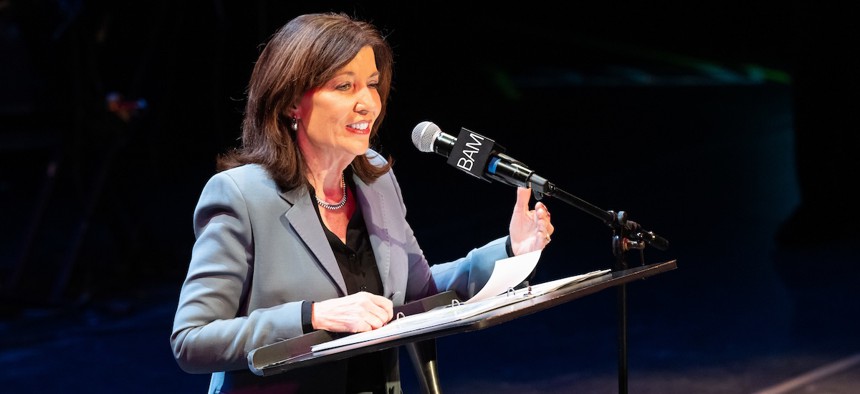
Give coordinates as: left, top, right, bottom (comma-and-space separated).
336, 82, 352, 91
368, 81, 380, 89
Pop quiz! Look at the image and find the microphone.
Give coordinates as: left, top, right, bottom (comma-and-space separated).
411, 121, 547, 189
412, 121, 670, 251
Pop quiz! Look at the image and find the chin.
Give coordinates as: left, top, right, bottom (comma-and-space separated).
347, 143, 370, 156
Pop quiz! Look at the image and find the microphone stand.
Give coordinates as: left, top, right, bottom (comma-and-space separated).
427, 131, 668, 392
527, 174, 669, 394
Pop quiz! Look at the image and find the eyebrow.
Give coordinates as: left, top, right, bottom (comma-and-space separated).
334, 70, 380, 79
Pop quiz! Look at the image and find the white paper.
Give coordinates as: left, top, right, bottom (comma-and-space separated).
526, 268, 612, 296
311, 293, 523, 352
310, 267, 612, 352
311, 252, 544, 352
466, 249, 542, 303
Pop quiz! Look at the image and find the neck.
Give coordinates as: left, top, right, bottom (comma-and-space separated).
310, 170, 348, 211
312, 172, 344, 196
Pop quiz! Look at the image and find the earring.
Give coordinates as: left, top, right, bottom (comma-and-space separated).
290, 117, 299, 131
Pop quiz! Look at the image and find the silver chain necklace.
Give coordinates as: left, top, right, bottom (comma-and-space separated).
316, 173, 347, 210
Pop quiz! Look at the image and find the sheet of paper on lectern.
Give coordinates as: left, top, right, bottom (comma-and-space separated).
313, 250, 556, 352
466, 249, 542, 303
310, 264, 611, 352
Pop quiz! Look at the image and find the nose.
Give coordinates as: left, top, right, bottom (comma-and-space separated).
354, 86, 378, 115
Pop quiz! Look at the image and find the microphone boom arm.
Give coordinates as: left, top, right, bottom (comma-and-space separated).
522, 171, 670, 253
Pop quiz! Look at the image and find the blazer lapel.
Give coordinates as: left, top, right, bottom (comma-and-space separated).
280, 186, 348, 296
354, 175, 392, 297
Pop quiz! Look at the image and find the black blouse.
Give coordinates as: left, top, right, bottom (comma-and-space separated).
306, 178, 387, 393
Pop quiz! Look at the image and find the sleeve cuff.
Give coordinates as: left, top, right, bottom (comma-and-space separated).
301, 300, 314, 334
505, 236, 514, 257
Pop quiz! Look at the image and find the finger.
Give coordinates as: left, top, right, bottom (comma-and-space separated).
513, 187, 532, 214
361, 311, 385, 330
348, 307, 386, 332
373, 305, 393, 326
534, 205, 551, 235
352, 320, 373, 333
535, 202, 550, 218
364, 294, 394, 325
534, 203, 550, 224
540, 218, 554, 245
368, 294, 394, 320
538, 229, 552, 245
366, 306, 393, 329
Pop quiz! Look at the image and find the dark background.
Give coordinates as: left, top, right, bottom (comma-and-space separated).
2, 1, 859, 393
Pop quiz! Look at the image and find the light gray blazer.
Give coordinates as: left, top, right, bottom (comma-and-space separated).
170, 150, 508, 393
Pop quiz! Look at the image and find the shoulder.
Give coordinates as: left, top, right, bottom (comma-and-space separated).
219, 163, 270, 181
217, 164, 273, 185
207, 164, 281, 197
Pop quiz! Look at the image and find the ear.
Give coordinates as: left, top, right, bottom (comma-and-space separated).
287, 104, 301, 119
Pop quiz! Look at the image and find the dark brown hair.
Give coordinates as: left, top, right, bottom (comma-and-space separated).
217, 12, 393, 189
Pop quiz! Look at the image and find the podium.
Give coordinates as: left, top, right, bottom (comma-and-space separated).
247, 259, 677, 393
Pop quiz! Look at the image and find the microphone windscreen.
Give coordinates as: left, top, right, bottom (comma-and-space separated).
411, 121, 440, 152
